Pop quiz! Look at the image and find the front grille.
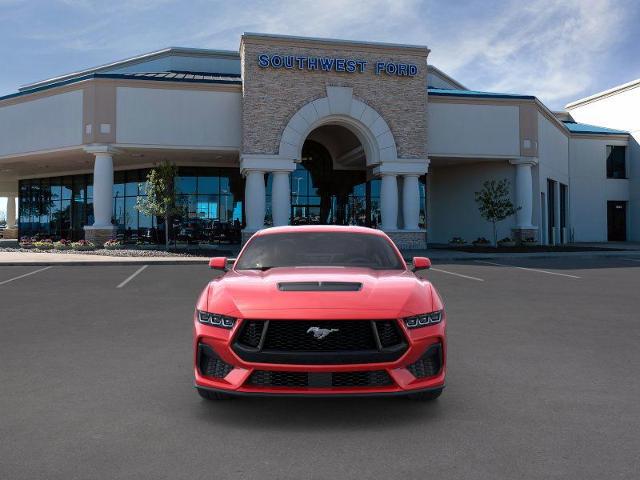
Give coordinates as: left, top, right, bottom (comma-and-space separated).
263, 320, 376, 351
247, 370, 393, 388
237, 320, 265, 348
198, 343, 234, 379
407, 343, 442, 378
375, 320, 403, 348
233, 319, 407, 365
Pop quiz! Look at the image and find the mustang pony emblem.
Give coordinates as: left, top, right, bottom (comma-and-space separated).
306, 326, 340, 340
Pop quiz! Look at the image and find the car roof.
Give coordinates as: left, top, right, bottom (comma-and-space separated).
254, 225, 388, 237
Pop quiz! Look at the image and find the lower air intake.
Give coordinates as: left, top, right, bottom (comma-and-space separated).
198, 343, 234, 379
407, 343, 442, 378
247, 370, 393, 388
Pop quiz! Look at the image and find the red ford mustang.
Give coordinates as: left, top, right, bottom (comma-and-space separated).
194, 225, 446, 400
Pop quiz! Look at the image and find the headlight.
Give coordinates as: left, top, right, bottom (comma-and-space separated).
197, 310, 236, 329
404, 310, 443, 329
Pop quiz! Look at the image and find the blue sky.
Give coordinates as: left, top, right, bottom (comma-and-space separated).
1, 0, 640, 216
1, 0, 639, 109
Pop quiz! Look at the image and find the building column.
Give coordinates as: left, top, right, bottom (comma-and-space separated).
6, 195, 17, 229
1, 194, 18, 239
402, 174, 420, 230
510, 157, 538, 241
83, 146, 117, 245
271, 171, 290, 227
244, 170, 266, 231
380, 173, 398, 231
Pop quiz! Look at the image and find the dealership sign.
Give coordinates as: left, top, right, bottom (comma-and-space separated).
258, 54, 418, 77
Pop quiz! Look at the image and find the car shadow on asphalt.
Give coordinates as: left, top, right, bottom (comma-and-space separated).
193, 396, 444, 431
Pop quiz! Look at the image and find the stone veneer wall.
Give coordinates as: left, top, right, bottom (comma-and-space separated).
386, 231, 427, 250
240, 36, 428, 159
84, 227, 117, 247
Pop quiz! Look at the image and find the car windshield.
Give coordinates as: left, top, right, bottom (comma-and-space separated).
235, 232, 405, 270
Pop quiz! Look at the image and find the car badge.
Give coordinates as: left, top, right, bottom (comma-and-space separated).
307, 326, 339, 340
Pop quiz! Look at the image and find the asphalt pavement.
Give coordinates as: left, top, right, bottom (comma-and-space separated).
1, 257, 639, 479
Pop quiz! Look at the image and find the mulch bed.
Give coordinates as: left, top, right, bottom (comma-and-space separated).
435, 245, 622, 253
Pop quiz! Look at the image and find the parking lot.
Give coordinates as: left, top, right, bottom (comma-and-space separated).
1, 256, 640, 479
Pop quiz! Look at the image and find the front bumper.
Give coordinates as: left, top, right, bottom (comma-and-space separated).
194, 318, 446, 396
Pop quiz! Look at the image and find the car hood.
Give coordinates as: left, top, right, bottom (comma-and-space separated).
206, 267, 434, 319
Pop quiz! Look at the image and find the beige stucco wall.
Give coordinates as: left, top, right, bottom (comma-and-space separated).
240, 35, 428, 160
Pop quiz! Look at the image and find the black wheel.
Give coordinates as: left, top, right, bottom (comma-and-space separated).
197, 388, 234, 401
407, 388, 443, 401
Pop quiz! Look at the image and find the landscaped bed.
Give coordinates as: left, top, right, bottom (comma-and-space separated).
435, 245, 622, 253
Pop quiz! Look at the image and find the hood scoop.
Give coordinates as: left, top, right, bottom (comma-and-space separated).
277, 281, 362, 292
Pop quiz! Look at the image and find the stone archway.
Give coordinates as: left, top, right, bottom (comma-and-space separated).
278, 86, 398, 166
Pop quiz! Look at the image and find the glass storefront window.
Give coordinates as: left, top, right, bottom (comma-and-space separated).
18, 167, 244, 244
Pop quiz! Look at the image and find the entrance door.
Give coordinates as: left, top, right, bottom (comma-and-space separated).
547, 179, 555, 244
294, 140, 372, 226
607, 201, 627, 241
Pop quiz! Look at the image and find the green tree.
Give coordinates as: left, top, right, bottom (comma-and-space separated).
474, 179, 519, 246
136, 161, 181, 250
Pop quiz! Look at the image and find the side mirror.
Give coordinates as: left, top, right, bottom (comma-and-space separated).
209, 257, 228, 271
412, 256, 431, 271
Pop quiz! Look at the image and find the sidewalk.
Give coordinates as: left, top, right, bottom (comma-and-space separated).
0, 251, 211, 266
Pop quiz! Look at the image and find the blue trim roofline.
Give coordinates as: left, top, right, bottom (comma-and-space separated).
428, 87, 535, 100
562, 121, 628, 135
0, 72, 242, 103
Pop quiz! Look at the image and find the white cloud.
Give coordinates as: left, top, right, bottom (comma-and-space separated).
2, 0, 635, 109
426, 0, 628, 107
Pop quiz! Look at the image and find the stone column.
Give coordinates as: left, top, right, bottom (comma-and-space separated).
402, 174, 420, 230
380, 173, 398, 231
6, 195, 17, 229
83, 146, 117, 245
510, 157, 538, 242
244, 170, 266, 231
2, 195, 18, 239
271, 171, 291, 227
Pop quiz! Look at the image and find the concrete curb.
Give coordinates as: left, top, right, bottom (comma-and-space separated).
0, 259, 210, 266
403, 251, 640, 262
2, 249, 640, 266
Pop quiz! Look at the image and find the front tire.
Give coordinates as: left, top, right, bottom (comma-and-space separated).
407, 388, 443, 401
197, 388, 234, 401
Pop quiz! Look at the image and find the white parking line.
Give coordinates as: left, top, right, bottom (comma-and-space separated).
624, 258, 640, 263
475, 260, 581, 278
430, 267, 484, 282
116, 265, 149, 289
0, 266, 52, 286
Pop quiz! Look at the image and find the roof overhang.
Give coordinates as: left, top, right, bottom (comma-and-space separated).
19, 47, 240, 93
565, 78, 640, 109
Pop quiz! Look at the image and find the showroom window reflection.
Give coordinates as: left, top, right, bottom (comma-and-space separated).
19, 167, 245, 244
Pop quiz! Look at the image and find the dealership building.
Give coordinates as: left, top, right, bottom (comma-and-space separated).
0, 33, 637, 248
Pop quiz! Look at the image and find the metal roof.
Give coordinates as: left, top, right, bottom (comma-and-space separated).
0, 71, 241, 103
562, 121, 628, 135
19, 47, 240, 92
428, 87, 535, 100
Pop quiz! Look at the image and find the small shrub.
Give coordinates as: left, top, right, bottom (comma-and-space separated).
54, 239, 73, 250
33, 239, 54, 250
472, 237, 491, 246
19, 236, 34, 249
519, 237, 537, 246
103, 239, 123, 250
449, 237, 466, 245
71, 240, 96, 251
